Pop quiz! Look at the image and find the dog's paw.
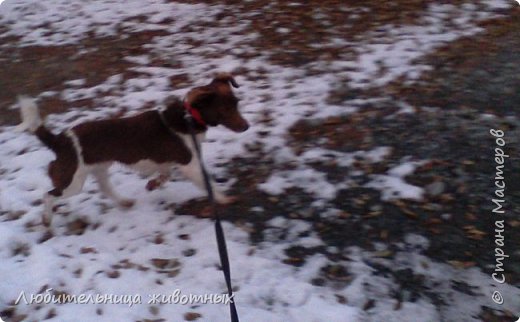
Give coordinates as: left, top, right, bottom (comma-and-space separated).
146, 174, 169, 191
118, 199, 135, 209
146, 179, 160, 191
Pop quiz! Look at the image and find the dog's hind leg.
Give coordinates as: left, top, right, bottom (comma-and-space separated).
92, 166, 135, 209
43, 159, 88, 226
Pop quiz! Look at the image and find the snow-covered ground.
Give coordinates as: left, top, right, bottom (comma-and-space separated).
0, 1, 518, 321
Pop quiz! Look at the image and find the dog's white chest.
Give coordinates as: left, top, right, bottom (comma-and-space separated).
179, 133, 206, 154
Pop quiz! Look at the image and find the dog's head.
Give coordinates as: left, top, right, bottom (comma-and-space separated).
185, 73, 249, 132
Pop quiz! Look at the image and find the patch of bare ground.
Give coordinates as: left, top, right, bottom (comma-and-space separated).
0, 28, 187, 126
385, 13, 520, 117
174, 103, 520, 320
284, 106, 518, 279
176, 0, 477, 68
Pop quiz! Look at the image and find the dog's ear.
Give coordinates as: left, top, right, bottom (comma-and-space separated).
186, 87, 216, 106
212, 72, 240, 88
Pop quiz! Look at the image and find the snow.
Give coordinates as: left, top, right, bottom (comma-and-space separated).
343, 2, 512, 87
1, 0, 518, 321
367, 161, 426, 201
259, 168, 339, 200
0, 0, 218, 46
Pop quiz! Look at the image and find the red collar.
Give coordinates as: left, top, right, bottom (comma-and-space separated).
184, 101, 206, 127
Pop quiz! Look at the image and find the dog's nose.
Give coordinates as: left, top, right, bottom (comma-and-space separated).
239, 122, 249, 132
226, 117, 249, 132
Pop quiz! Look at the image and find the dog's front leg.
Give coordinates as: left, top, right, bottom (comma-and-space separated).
42, 192, 58, 226
92, 166, 135, 208
179, 156, 236, 204
146, 166, 171, 191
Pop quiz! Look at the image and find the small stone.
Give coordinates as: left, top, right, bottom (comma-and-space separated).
66, 218, 89, 235
154, 234, 164, 244
149, 306, 159, 316
425, 181, 445, 196
150, 259, 169, 269
441, 213, 452, 220
11, 242, 30, 257
335, 294, 348, 304
106, 270, 120, 279
80, 247, 97, 254
182, 249, 196, 257
73, 268, 83, 278
363, 299, 376, 311
45, 308, 56, 319
184, 312, 202, 321
151, 258, 180, 270
311, 277, 326, 286
167, 269, 180, 278
178, 234, 190, 240
38, 231, 54, 243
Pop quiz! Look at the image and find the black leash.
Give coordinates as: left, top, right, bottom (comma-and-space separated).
183, 111, 240, 322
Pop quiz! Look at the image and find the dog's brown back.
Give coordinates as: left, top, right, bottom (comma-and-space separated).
72, 110, 192, 165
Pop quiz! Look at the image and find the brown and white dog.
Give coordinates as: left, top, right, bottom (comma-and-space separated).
17, 73, 249, 226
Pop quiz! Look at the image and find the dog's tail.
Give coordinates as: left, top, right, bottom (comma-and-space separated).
16, 96, 42, 133
16, 96, 61, 152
